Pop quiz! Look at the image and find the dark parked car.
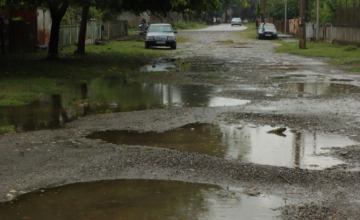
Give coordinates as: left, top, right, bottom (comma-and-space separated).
256, 23, 278, 39
144, 24, 177, 49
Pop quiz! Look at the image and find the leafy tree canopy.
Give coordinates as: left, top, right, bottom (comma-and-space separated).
267, 0, 299, 20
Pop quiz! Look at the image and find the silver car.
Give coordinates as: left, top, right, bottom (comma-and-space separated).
231, 18, 242, 26
144, 24, 177, 49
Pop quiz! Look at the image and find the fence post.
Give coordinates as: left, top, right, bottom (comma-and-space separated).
77, 23, 79, 41
69, 25, 72, 45
91, 21, 94, 44
99, 21, 101, 40
63, 26, 65, 46
108, 22, 110, 40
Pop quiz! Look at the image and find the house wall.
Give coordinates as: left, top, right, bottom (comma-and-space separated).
37, 8, 52, 46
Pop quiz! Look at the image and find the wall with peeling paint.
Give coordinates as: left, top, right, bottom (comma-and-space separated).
37, 8, 52, 46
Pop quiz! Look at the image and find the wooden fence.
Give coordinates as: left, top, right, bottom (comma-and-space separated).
271, 17, 360, 45
319, 24, 360, 45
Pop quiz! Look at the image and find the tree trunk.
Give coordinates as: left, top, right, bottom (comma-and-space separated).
0, 17, 4, 55
352, 0, 355, 24
77, 5, 90, 55
262, 0, 266, 22
299, 0, 306, 49
48, 1, 69, 59
345, 0, 348, 24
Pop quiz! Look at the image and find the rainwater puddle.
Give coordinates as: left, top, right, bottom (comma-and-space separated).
269, 75, 307, 80
330, 79, 354, 82
139, 62, 231, 72
0, 77, 248, 132
280, 83, 360, 95
0, 180, 283, 220
87, 123, 357, 169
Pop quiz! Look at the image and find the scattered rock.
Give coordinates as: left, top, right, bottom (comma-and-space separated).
6, 194, 14, 200
108, 103, 117, 107
267, 127, 286, 134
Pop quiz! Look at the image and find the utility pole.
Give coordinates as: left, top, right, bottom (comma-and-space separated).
285, 0, 287, 34
316, 0, 319, 42
299, 0, 306, 49
262, 0, 267, 22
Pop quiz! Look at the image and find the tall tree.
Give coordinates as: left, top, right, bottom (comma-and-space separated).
299, 0, 306, 49
77, 5, 89, 55
48, 0, 69, 59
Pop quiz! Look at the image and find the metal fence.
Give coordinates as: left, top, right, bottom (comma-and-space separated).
59, 20, 127, 46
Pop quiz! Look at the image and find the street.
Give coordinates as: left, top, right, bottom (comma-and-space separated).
1, 25, 360, 219
186, 23, 248, 31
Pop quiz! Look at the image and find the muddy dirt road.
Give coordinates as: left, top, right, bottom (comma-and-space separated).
1, 26, 360, 219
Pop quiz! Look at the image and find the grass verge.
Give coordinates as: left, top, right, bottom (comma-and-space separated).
0, 125, 16, 136
275, 40, 360, 71
171, 21, 208, 30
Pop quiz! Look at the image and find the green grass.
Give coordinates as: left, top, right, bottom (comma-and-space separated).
0, 40, 175, 106
233, 22, 258, 40
275, 41, 360, 67
171, 21, 208, 30
0, 125, 16, 136
62, 41, 167, 56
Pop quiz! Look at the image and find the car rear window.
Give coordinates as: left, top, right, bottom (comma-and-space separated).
148, 26, 173, 32
232, 18, 241, 20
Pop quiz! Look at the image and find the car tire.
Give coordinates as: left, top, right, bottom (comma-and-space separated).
145, 43, 150, 49
171, 43, 176, 50
231, 24, 233, 27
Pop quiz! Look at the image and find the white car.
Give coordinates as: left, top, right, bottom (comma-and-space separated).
231, 18, 242, 26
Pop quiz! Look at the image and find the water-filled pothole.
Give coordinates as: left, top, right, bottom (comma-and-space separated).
87, 123, 357, 169
269, 75, 307, 80
139, 61, 231, 72
280, 83, 360, 95
0, 180, 283, 220
330, 79, 354, 82
0, 78, 249, 132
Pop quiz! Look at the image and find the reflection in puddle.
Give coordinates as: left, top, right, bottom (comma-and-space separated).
139, 62, 231, 72
269, 74, 307, 80
0, 77, 249, 132
0, 180, 283, 220
280, 83, 360, 95
87, 123, 357, 169
330, 79, 354, 82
